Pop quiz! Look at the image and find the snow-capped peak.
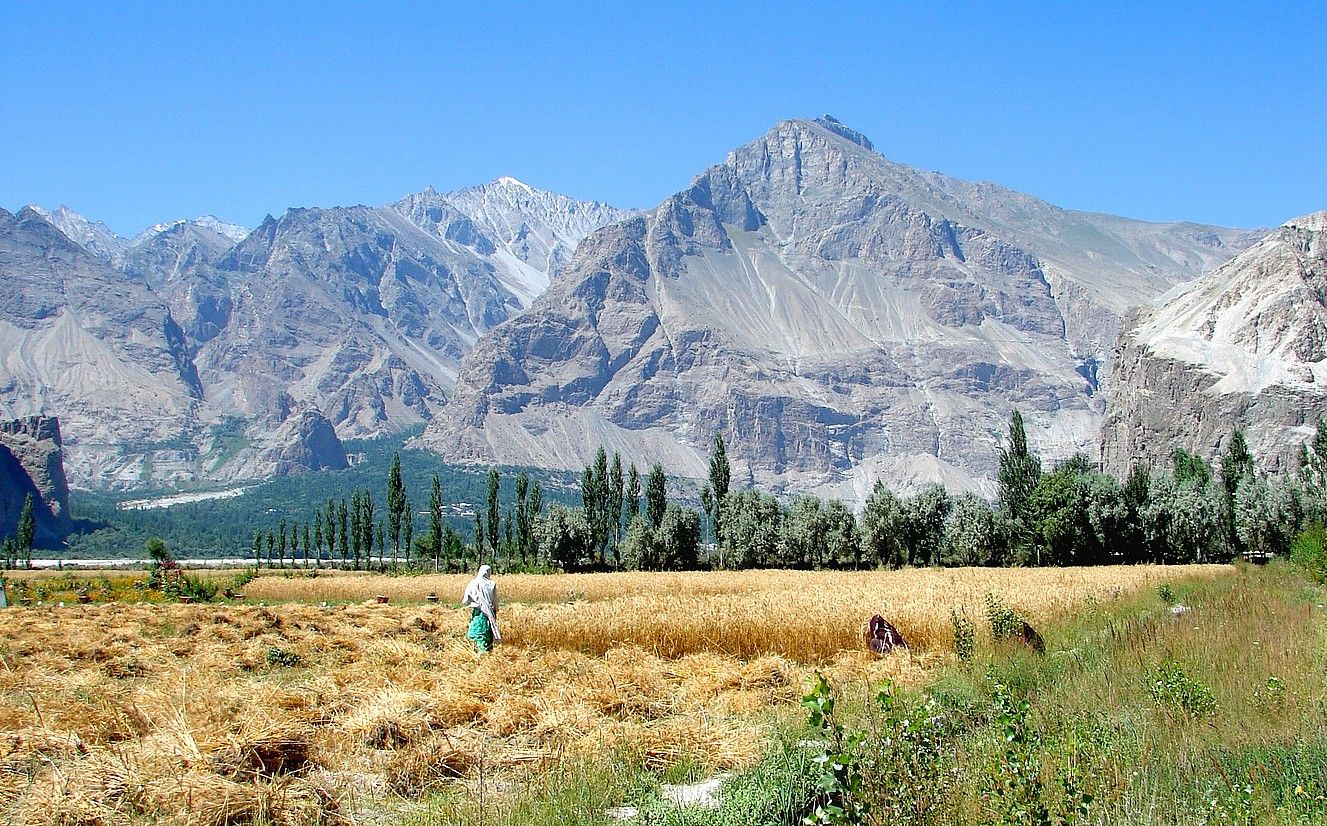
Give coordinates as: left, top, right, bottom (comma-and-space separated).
28, 205, 129, 262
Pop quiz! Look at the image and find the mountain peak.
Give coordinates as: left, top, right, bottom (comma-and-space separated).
809, 114, 875, 150
1286, 210, 1327, 232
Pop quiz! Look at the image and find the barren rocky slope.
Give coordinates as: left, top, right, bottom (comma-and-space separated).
0, 416, 73, 546
420, 117, 1260, 500
3, 182, 627, 488
1102, 212, 1327, 474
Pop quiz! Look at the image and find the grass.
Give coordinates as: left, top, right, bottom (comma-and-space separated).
0, 565, 1227, 824
783, 561, 1327, 824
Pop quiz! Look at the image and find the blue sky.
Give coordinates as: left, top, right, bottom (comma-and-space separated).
1, 2, 1322, 235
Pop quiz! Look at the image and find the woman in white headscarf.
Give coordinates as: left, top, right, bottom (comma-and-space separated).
460, 564, 500, 652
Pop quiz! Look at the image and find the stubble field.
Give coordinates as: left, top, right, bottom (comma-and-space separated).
0, 565, 1223, 824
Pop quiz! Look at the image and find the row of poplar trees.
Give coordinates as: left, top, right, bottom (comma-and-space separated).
254, 454, 471, 572
254, 410, 1327, 574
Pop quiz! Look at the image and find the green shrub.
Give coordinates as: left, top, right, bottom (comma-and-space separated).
951, 608, 975, 662
985, 593, 1024, 640
1149, 662, 1217, 719
1291, 523, 1327, 583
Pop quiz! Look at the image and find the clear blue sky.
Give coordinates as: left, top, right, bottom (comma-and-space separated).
2, 2, 1322, 235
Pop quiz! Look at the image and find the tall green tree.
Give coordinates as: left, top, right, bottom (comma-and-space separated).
486, 469, 501, 557
861, 481, 907, 569
539, 504, 592, 572
529, 479, 543, 563
1221, 429, 1256, 549
943, 493, 1000, 567
338, 499, 350, 567
253, 530, 263, 568
626, 464, 641, 523
16, 494, 35, 567
277, 520, 287, 568
388, 453, 406, 566
351, 490, 363, 568
609, 453, 625, 557
473, 511, 484, 564
708, 434, 731, 543
429, 473, 445, 572
646, 462, 668, 529
302, 523, 311, 567
593, 448, 609, 563
325, 500, 338, 567
313, 516, 323, 567
515, 470, 530, 565
401, 494, 413, 569
998, 410, 1042, 553
361, 488, 376, 566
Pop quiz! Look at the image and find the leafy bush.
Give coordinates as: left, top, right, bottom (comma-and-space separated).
1291, 523, 1327, 583
1149, 662, 1217, 719
985, 593, 1024, 640
951, 608, 975, 662
174, 573, 219, 602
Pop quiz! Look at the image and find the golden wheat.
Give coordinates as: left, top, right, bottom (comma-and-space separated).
0, 565, 1223, 824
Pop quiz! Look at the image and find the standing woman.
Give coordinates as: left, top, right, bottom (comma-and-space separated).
460, 564, 501, 653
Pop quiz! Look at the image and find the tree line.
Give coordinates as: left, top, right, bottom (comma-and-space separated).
247, 411, 1327, 573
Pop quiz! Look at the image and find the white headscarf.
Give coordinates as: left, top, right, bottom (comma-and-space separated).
461, 564, 500, 641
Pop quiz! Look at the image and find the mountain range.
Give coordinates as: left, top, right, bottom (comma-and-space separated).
419, 117, 1262, 500
1, 179, 629, 488
5, 115, 1318, 501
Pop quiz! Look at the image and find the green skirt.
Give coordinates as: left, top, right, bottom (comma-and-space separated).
467, 608, 493, 653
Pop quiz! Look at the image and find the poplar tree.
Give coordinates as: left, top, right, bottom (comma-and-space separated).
609, 453, 625, 554
388, 453, 406, 566
429, 473, 445, 572
253, 530, 263, 567
362, 488, 376, 566
338, 499, 350, 568
708, 434, 731, 543
313, 517, 323, 567
351, 490, 363, 568
16, 494, 35, 568
486, 469, 501, 556
402, 494, 413, 569
303, 523, 311, 566
627, 464, 641, 522
515, 471, 530, 565
529, 480, 543, 563
998, 410, 1042, 557
325, 500, 338, 567
646, 462, 668, 529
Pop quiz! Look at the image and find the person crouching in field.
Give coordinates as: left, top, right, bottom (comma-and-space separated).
461, 565, 501, 653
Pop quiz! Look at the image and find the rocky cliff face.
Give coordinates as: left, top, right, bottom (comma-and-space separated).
4, 183, 626, 489
420, 117, 1259, 500
1101, 212, 1327, 474
0, 416, 72, 547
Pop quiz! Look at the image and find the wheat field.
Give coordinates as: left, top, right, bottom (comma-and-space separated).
0, 565, 1223, 825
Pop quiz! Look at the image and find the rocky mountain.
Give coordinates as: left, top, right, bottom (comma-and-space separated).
0, 416, 72, 547
419, 117, 1261, 501
3, 181, 627, 488
28, 205, 131, 263
393, 177, 633, 306
0, 207, 347, 487
1102, 212, 1327, 474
